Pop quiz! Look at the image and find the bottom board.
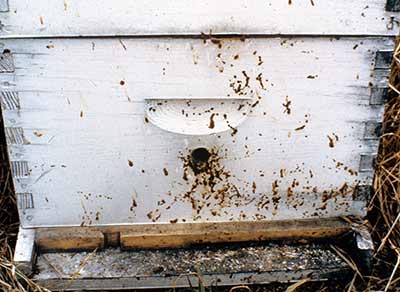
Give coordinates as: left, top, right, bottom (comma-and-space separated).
33, 244, 350, 290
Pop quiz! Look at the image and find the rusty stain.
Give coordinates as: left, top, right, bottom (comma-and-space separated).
128, 160, 134, 167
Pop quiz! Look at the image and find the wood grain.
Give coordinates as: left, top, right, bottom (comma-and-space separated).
33, 218, 351, 250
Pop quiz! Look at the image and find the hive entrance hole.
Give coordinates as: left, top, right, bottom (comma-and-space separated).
191, 147, 211, 164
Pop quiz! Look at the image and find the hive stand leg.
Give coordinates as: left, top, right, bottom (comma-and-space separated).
13, 227, 36, 275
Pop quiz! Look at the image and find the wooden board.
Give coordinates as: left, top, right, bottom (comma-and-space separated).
33, 244, 350, 290
0, 0, 398, 37
33, 218, 351, 250
0, 36, 392, 228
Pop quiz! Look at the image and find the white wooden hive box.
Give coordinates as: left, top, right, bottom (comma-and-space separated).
0, 0, 398, 246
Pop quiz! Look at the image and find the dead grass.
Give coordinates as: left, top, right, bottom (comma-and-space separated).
1, 41, 400, 291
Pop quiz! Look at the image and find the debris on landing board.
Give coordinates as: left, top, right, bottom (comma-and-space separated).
34, 243, 350, 290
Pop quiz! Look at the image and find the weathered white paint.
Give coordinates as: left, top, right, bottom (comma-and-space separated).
0, 37, 392, 227
0, 0, 399, 37
13, 227, 35, 274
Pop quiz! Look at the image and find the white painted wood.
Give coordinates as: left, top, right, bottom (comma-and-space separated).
0, 37, 392, 227
0, 0, 398, 37
13, 227, 35, 274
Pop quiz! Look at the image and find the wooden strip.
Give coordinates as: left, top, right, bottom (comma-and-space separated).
35, 218, 350, 250
0, 0, 398, 37
13, 227, 35, 274
35, 228, 104, 251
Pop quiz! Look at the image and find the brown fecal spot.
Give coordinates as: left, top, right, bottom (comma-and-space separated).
307, 75, 317, 79
33, 131, 43, 137
46, 45, 54, 49
233, 54, 239, 60
130, 198, 137, 211
39, 16, 44, 25
163, 168, 169, 176
144, 117, 149, 123
258, 56, 264, 66
208, 113, 216, 129
120, 80, 125, 86
282, 96, 291, 114
128, 160, 134, 167
80, 111, 83, 118
327, 135, 335, 148
170, 218, 178, 224
256, 73, 265, 89
295, 125, 306, 131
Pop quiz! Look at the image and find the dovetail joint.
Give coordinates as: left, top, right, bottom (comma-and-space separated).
386, 0, 400, 11
359, 154, 377, 172
5, 127, 28, 144
0, 51, 14, 73
375, 50, 394, 70
370, 87, 389, 105
11, 161, 30, 177
364, 121, 382, 140
17, 193, 34, 210
0, 91, 20, 110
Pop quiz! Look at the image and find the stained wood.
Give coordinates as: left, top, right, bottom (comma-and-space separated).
33, 244, 350, 290
0, 0, 398, 37
36, 228, 104, 251
120, 218, 350, 249
0, 37, 392, 228
32, 218, 350, 250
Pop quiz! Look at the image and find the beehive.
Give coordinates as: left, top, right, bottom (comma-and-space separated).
0, 0, 398, 289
